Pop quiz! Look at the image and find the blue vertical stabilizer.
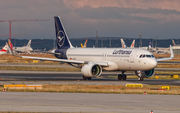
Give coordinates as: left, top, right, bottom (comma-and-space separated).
54, 16, 73, 49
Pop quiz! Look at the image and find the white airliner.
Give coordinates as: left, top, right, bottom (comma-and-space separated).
7, 16, 174, 81
121, 38, 135, 48
13, 39, 33, 53
0, 40, 13, 55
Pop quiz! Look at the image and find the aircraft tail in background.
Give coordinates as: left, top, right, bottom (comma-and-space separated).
147, 40, 152, 49
8, 39, 13, 50
120, 38, 127, 48
81, 39, 88, 48
27, 39, 31, 47
0, 44, 8, 55
130, 39, 135, 48
172, 39, 176, 46
81, 43, 84, 48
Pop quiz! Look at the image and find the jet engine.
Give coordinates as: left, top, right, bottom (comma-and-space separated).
81, 63, 102, 77
135, 68, 155, 78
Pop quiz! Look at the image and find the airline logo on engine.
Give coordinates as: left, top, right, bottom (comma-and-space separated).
112, 49, 132, 55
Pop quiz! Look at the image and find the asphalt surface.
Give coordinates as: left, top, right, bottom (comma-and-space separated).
0, 70, 180, 86
0, 68, 179, 112
0, 92, 179, 113
1, 63, 180, 71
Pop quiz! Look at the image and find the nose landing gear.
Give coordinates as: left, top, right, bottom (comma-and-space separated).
138, 77, 144, 81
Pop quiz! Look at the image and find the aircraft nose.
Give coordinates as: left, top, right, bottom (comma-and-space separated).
150, 59, 157, 68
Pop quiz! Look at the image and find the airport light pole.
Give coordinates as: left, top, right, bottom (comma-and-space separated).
109, 38, 111, 48
0, 19, 49, 41
101, 37, 103, 48
96, 30, 98, 47
139, 32, 143, 47
155, 37, 157, 48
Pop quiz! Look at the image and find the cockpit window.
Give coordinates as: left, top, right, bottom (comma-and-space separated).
151, 55, 155, 58
142, 55, 145, 58
146, 55, 151, 58
139, 55, 142, 58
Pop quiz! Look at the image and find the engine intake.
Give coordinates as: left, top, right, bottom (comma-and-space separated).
81, 63, 102, 77
135, 68, 155, 78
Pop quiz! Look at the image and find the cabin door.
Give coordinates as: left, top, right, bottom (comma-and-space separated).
130, 51, 136, 63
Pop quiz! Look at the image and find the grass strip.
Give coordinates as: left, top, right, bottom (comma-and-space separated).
0, 66, 80, 72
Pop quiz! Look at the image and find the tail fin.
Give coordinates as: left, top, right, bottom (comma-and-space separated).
54, 16, 73, 49
8, 39, 13, 50
0, 44, 8, 52
83, 39, 88, 48
147, 40, 152, 49
130, 39, 135, 48
81, 43, 84, 48
172, 39, 176, 46
120, 38, 127, 48
27, 39, 31, 47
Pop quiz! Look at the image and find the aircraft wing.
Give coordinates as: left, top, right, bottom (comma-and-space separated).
7, 43, 108, 67
156, 45, 174, 62
19, 55, 108, 66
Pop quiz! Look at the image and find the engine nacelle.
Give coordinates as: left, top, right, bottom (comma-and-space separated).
135, 68, 155, 78
81, 63, 102, 77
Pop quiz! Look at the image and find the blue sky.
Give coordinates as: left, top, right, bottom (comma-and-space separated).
1, 0, 180, 39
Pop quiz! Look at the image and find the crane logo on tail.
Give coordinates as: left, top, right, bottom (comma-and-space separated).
57, 30, 65, 48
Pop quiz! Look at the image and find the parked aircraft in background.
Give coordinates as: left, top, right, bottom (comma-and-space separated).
7, 16, 174, 81
130, 39, 135, 48
0, 40, 13, 55
0, 44, 8, 55
120, 38, 135, 48
13, 39, 33, 54
120, 38, 127, 48
81, 39, 88, 48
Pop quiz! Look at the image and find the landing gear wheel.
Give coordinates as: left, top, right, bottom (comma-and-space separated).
83, 75, 92, 80
138, 77, 144, 81
122, 74, 127, 80
118, 74, 122, 80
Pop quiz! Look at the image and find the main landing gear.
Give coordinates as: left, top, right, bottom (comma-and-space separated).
138, 77, 144, 81
118, 71, 127, 80
82, 75, 92, 80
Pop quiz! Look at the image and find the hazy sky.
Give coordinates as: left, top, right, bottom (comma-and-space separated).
1, 0, 180, 39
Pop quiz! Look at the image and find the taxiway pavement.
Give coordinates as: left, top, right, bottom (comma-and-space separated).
0, 92, 179, 113
0, 70, 179, 86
